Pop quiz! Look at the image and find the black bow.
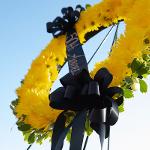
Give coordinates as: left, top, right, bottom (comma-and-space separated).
49, 68, 123, 150
46, 5, 85, 37
50, 68, 123, 111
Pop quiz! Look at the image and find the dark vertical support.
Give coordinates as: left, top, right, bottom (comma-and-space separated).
83, 136, 89, 150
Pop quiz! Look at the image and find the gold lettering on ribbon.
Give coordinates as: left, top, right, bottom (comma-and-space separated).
68, 54, 80, 75
66, 32, 80, 51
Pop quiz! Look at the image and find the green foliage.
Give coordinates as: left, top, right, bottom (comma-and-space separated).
21, 79, 24, 84
130, 58, 149, 76
119, 54, 150, 112
65, 111, 76, 126
10, 99, 19, 115
85, 4, 91, 9
22, 128, 52, 146
130, 57, 150, 77
122, 76, 134, 89
28, 132, 36, 144
18, 123, 31, 132
123, 88, 134, 98
123, 55, 150, 97
142, 54, 150, 61
130, 56, 149, 94
139, 79, 148, 93
66, 128, 72, 142
36, 134, 45, 144
66, 116, 93, 142
118, 104, 124, 112
11, 99, 19, 106
15, 115, 52, 146
23, 132, 31, 141
85, 117, 93, 136
65, 111, 93, 141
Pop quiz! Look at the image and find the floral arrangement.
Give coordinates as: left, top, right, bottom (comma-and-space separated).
11, 0, 150, 146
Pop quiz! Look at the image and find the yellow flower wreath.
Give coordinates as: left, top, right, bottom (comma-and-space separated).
14, 0, 150, 131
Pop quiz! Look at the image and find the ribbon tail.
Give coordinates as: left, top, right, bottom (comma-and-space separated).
105, 125, 110, 139
53, 111, 87, 150
69, 111, 87, 150
98, 123, 106, 150
55, 123, 73, 150
51, 111, 66, 150
90, 108, 108, 150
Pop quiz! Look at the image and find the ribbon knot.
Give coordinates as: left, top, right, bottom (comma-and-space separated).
46, 5, 84, 37
50, 68, 123, 111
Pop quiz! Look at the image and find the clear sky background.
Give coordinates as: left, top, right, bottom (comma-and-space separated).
0, 0, 150, 150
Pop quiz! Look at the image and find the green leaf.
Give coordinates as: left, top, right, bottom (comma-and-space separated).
18, 124, 31, 131
142, 54, 150, 61
10, 105, 14, 111
66, 128, 72, 142
131, 58, 141, 73
28, 132, 36, 144
21, 79, 24, 84
142, 74, 148, 78
10, 105, 17, 115
118, 104, 124, 112
64, 111, 75, 126
11, 99, 19, 106
23, 132, 31, 141
85, 118, 93, 136
139, 79, 148, 93
138, 66, 149, 76
131, 58, 149, 76
132, 73, 138, 77
36, 132, 50, 144
85, 4, 91, 9
36, 135, 44, 144
124, 77, 133, 85
123, 89, 134, 98
127, 63, 131, 68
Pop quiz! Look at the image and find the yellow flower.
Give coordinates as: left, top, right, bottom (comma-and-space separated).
14, 0, 150, 131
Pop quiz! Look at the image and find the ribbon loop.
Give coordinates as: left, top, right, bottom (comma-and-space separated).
94, 68, 113, 90
51, 111, 66, 150
76, 5, 85, 12
88, 81, 100, 96
106, 87, 123, 97
47, 6, 85, 37
107, 101, 119, 126
64, 85, 77, 99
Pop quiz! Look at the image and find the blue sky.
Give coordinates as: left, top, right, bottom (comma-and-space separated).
0, 0, 150, 150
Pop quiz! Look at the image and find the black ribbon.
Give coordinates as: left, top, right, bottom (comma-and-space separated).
50, 68, 123, 111
66, 28, 88, 75
47, 5, 84, 38
50, 68, 123, 150
48, 5, 123, 150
